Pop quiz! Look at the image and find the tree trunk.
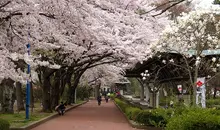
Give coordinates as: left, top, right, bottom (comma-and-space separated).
60, 75, 66, 97
0, 84, 3, 110
140, 85, 145, 101
0, 79, 15, 113
152, 91, 155, 108
51, 71, 61, 109
72, 87, 76, 104
67, 73, 73, 105
95, 85, 100, 99
67, 71, 84, 104
68, 77, 80, 104
16, 82, 25, 111
30, 81, 34, 112
42, 77, 52, 112
193, 64, 199, 106
213, 87, 217, 99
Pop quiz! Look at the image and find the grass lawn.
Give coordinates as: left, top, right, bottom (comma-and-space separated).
0, 103, 53, 128
0, 112, 52, 127
0, 100, 85, 128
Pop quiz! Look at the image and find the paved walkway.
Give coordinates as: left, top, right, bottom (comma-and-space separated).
32, 100, 136, 130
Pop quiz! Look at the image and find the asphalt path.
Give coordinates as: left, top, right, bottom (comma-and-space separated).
31, 100, 136, 130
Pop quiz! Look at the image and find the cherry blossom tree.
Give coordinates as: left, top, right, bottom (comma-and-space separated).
155, 9, 220, 105
81, 64, 124, 98
0, 0, 171, 111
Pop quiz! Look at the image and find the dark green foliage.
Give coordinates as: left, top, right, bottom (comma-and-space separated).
214, 0, 220, 4
206, 98, 220, 108
135, 109, 170, 127
0, 118, 10, 130
166, 108, 220, 130
76, 86, 92, 100
114, 98, 130, 112
135, 110, 152, 125
125, 107, 141, 120
109, 93, 116, 99
115, 98, 220, 129
115, 98, 170, 128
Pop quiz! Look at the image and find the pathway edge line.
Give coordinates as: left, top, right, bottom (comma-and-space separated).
10, 101, 88, 130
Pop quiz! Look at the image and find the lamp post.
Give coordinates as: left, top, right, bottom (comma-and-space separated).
26, 43, 31, 119
140, 70, 150, 101
140, 70, 150, 81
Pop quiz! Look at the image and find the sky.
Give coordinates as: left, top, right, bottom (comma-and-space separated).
193, 0, 218, 10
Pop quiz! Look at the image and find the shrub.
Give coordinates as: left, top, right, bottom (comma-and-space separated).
125, 107, 141, 120
206, 98, 220, 108
0, 118, 10, 130
76, 86, 91, 100
115, 98, 129, 112
166, 109, 220, 130
135, 109, 171, 128
173, 105, 189, 115
131, 108, 142, 121
135, 110, 152, 125
214, 0, 220, 5
109, 93, 116, 99
150, 108, 173, 127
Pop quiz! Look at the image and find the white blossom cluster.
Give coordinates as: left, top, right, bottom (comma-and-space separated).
0, 0, 169, 83
156, 10, 220, 56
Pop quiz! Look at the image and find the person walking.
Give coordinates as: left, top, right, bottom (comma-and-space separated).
105, 96, 109, 103
97, 95, 102, 106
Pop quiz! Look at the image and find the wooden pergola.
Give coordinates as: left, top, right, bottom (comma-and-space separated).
125, 50, 220, 84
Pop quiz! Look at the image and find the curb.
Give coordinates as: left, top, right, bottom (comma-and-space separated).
10, 101, 88, 130
113, 100, 162, 130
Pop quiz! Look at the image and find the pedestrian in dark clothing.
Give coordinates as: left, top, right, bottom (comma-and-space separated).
57, 102, 66, 115
97, 96, 102, 105
105, 96, 109, 103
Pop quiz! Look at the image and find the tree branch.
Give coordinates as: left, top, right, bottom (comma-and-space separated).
152, 0, 185, 17
39, 13, 56, 19
0, 1, 11, 9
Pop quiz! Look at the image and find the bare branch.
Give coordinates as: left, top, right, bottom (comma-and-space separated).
152, 0, 185, 17
0, 1, 11, 9
39, 12, 56, 19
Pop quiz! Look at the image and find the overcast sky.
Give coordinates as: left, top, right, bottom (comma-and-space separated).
193, 0, 216, 9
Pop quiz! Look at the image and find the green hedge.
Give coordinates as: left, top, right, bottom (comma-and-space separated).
115, 98, 130, 112
125, 107, 141, 120
206, 98, 220, 108
135, 109, 171, 127
115, 98, 220, 129
109, 93, 116, 99
166, 108, 220, 130
115, 98, 170, 128
0, 118, 10, 130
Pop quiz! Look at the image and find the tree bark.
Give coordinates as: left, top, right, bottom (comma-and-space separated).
72, 87, 76, 104
95, 85, 100, 99
15, 82, 25, 111
152, 91, 155, 108
67, 76, 80, 104
213, 87, 217, 99
42, 76, 52, 112
51, 71, 61, 109
30, 81, 34, 112
0, 79, 15, 113
66, 73, 73, 105
193, 64, 199, 106
67, 70, 84, 104
140, 85, 145, 101
59, 72, 67, 97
